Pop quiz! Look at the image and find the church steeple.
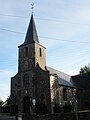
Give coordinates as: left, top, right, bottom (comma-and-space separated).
23, 14, 39, 46
10, 11, 51, 115
18, 13, 46, 70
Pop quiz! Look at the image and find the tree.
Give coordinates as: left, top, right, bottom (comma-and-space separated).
80, 64, 90, 74
0, 99, 3, 106
80, 64, 90, 88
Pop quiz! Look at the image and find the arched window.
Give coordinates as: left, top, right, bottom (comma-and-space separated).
37, 94, 48, 113
40, 94, 45, 103
39, 48, 42, 57
18, 77, 21, 88
63, 88, 67, 101
23, 96, 30, 113
25, 47, 28, 57
23, 74, 29, 87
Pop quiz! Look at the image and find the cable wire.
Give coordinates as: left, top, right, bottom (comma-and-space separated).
0, 13, 90, 27
0, 27, 90, 44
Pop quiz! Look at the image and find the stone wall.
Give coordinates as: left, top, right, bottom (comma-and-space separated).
16, 112, 90, 120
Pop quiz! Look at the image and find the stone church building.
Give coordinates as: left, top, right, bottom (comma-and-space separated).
10, 14, 51, 114
10, 13, 90, 115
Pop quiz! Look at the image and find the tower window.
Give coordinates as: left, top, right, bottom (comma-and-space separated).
39, 48, 42, 57
63, 88, 67, 101
18, 77, 21, 88
25, 47, 28, 57
41, 79, 44, 83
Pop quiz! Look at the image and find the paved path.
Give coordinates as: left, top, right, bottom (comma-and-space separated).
0, 115, 15, 120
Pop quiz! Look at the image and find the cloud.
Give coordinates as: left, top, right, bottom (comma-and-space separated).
66, 68, 80, 76
78, 9, 90, 23
0, 69, 14, 80
0, 84, 9, 102
0, 69, 14, 101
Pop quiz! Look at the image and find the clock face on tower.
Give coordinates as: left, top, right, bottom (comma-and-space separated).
24, 60, 28, 69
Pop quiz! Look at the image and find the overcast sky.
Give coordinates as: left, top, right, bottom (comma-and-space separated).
0, 0, 90, 101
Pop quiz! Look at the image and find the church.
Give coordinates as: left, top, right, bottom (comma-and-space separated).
10, 13, 90, 115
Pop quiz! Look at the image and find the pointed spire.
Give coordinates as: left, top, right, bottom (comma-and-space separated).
23, 14, 39, 45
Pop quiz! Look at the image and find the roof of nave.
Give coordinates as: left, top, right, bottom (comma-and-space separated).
48, 66, 90, 89
47, 66, 76, 88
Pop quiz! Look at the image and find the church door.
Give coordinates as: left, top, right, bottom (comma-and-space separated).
23, 96, 30, 113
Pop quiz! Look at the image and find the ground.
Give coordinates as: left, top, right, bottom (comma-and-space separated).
0, 113, 15, 120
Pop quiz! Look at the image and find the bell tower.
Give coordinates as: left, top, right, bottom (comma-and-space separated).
18, 14, 46, 72
10, 14, 51, 115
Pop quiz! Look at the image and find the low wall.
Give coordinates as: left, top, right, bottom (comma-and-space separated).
16, 112, 90, 120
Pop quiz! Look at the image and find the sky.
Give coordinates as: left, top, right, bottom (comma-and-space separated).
0, 0, 90, 101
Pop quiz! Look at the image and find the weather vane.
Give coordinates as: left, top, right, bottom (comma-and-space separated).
31, 3, 34, 14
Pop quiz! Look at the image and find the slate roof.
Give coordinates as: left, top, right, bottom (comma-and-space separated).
47, 66, 76, 88
71, 74, 90, 89
19, 14, 39, 47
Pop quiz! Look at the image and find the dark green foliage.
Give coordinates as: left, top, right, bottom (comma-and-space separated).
54, 103, 72, 113
63, 103, 72, 113
7, 97, 10, 106
54, 104, 62, 113
80, 64, 90, 87
80, 64, 90, 74
0, 99, 3, 106
2, 106, 10, 113
36, 102, 48, 114
10, 104, 18, 116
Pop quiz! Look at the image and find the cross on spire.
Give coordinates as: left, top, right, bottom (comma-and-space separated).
31, 3, 34, 14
